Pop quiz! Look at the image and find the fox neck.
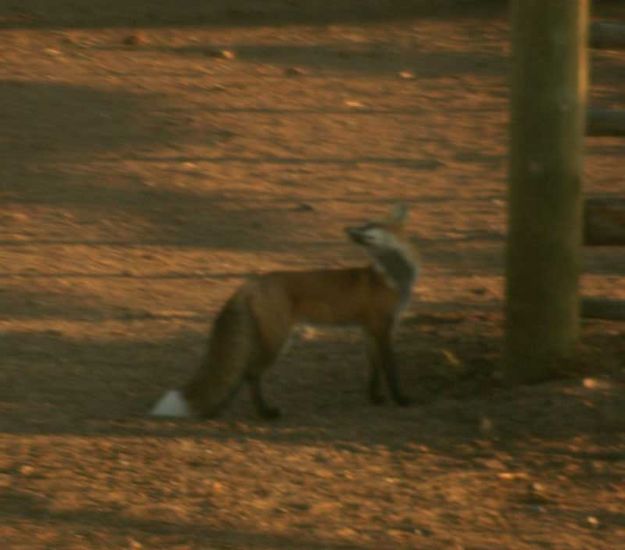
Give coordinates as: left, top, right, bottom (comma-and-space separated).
369, 246, 418, 306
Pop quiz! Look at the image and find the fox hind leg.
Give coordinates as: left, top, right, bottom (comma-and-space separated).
247, 373, 282, 419
245, 291, 292, 420
246, 340, 287, 419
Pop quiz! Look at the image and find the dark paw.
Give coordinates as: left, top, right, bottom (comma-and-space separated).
259, 406, 282, 420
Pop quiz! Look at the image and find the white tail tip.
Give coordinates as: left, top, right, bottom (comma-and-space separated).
150, 390, 192, 418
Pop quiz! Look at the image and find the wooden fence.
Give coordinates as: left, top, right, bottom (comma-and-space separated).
582, 19, 625, 320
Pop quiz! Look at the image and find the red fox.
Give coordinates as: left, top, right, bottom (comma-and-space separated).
151, 203, 419, 419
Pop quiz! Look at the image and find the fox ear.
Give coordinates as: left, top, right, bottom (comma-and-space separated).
389, 202, 409, 224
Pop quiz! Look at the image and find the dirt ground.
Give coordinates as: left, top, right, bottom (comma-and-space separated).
1, 1, 625, 548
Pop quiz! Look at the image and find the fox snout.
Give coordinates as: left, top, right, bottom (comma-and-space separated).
345, 226, 369, 246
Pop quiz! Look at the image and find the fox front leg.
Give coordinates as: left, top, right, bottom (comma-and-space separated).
365, 334, 386, 404
365, 330, 412, 407
380, 340, 412, 406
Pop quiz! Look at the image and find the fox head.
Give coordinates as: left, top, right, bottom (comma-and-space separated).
345, 203, 410, 251
345, 203, 418, 294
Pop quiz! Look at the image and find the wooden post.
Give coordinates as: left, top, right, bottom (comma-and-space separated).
506, 1, 588, 382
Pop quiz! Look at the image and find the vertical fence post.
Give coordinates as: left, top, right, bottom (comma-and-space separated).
505, 0, 589, 382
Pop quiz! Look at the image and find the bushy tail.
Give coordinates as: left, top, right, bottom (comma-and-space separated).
151, 389, 191, 417
151, 291, 258, 418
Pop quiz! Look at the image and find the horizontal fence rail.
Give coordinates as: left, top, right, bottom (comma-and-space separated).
590, 21, 625, 50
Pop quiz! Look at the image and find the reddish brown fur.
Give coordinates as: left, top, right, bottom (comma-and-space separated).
247, 267, 401, 340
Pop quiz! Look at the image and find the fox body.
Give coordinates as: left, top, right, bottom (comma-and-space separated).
151, 204, 419, 419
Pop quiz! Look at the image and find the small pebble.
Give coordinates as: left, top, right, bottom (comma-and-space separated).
207, 48, 236, 60
19, 465, 36, 476
293, 203, 315, 212
344, 99, 365, 109
284, 66, 306, 77
123, 33, 148, 46
586, 515, 600, 528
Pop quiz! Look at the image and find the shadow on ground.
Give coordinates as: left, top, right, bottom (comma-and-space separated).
1, 0, 505, 29
0, 487, 361, 549
1, 302, 623, 456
